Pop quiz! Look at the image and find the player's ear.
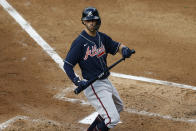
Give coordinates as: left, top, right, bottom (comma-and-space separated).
82, 20, 85, 25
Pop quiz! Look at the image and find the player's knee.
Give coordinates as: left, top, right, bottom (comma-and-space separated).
118, 104, 124, 113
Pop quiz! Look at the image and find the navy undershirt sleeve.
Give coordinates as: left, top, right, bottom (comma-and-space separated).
63, 39, 82, 82
63, 61, 76, 82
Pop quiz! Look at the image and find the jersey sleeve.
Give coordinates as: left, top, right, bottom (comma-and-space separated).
65, 39, 82, 67
102, 33, 120, 55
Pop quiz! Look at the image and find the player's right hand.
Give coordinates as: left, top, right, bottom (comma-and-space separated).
122, 47, 135, 58
73, 77, 87, 87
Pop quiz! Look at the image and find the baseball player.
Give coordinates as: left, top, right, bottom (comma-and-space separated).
64, 7, 134, 131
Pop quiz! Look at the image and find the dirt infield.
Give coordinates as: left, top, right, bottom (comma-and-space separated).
1, 0, 196, 130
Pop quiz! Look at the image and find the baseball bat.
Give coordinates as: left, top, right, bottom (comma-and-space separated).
74, 49, 135, 94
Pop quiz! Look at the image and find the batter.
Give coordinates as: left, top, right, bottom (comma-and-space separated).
63, 7, 134, 131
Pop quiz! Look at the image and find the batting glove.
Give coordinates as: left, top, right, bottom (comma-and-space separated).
73, 77, 87, 87
122, 47, 133, 58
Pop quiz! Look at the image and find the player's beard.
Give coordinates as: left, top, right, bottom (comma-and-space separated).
86, 24, 96, 32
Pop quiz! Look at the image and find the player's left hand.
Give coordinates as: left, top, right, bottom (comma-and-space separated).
122, 47, 135, 58
73, 77, 88, 87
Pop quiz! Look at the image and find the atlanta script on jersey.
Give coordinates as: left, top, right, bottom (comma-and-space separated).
84, 43, 106, 60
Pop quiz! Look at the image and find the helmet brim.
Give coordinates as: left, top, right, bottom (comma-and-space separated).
82, 16, 100, 21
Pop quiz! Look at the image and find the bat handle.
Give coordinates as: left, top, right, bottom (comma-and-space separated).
74, 87, 83, 94
74, 79, 94, 94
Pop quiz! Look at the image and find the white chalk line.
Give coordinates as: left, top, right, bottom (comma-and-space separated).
0, 116, 28, 130
54, 87, 90, 105
0, 116, 62, 130
79, 112, 123, 124
78, 112, 121, 124
111, 72, 196, 91
79, 112, 99, 124
124, 108, 196, 123
1, 0, 196, 126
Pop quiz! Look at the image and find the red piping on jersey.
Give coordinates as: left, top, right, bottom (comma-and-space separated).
97, 51, 105, 58
91, 84, 111, 126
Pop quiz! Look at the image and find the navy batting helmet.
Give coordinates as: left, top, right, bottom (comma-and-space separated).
81, 7, 101, 30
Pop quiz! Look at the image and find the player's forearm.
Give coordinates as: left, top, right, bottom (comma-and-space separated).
118, 44, 126, 55
63, 62, 77, 83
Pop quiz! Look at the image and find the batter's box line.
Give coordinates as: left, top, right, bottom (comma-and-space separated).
0, 116, 62, 130
79, 112, 122, 125
124, 108, 196, 123
0, 116, 28, 130
54, 87, 196, 124
53, 87, 90, 105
